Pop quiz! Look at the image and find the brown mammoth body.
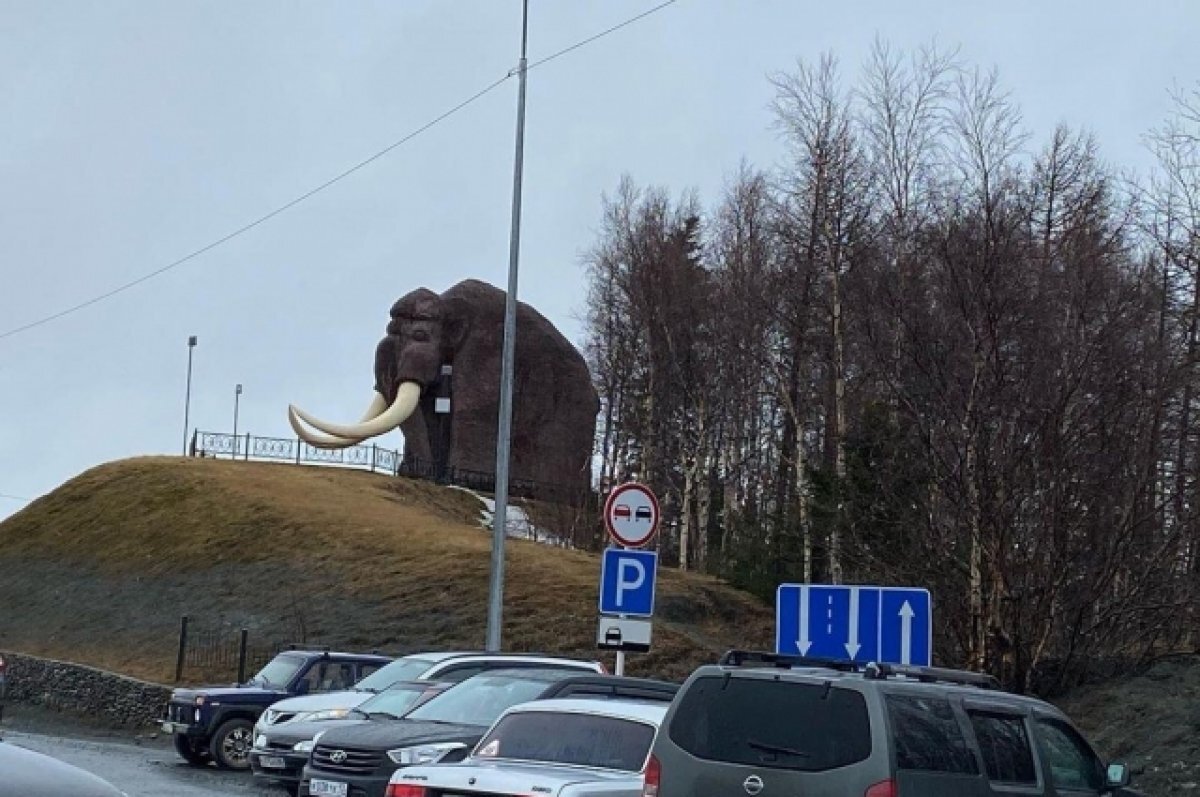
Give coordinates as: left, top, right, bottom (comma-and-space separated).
288, 279, 598, 498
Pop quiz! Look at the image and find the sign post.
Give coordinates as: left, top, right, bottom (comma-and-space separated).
598, 482, 660, 675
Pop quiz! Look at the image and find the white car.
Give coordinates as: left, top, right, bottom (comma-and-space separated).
256, 651, 604, 734
389, 698, 666, 797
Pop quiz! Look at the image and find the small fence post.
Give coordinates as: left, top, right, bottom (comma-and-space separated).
175, 615, 189, 683
371, 444, 377, 473
244, 432, 251, 461
237, 629, 249, 683
296, 438, 302, 464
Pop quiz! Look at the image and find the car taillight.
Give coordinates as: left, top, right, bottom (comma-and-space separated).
642, 753, 661, 797
384, 785, 427, 797
865, 779, 897, 797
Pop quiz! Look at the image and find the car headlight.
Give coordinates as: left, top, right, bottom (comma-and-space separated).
305, 709, 351, 722
293, 740, 316, 753
387, 742, 468, 766
255, 734, 267, 749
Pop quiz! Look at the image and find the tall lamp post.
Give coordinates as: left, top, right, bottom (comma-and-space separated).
232, 384, 243, 458
182, 335, 197, 455
486, 0, 529, 653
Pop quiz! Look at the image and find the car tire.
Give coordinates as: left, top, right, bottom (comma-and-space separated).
172, 734, 211, 767
208, 718, 255, 771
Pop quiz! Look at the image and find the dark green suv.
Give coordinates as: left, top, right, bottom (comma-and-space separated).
647, 650, 1144, 797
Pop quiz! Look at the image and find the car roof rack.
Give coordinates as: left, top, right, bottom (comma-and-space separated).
718, 649, 865, 673
862, 661, 1001, 690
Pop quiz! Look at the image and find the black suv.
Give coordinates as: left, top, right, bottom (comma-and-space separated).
649, 650, 1145, 797
162, 648, 392, 770
300, 668, 679, 797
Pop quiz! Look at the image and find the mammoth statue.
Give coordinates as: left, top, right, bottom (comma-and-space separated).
288, 279, 599, 498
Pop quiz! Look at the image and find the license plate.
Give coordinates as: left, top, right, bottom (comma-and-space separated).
259, 755, 286, 769
310, 779, 349, 797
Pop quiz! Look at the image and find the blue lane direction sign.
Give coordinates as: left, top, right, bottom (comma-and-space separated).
599, 548, 658, 617
775, 584, 932, 666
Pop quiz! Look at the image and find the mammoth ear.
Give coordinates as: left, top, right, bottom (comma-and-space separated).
440, 296, 473, 352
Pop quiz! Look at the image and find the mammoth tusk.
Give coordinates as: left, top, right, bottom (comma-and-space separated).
289, 381, 421, 441
288, 391, 388, 449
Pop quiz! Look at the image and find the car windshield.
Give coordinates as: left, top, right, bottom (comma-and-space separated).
403, 674, 556, 727
475, 711, 656, 772
353, 656, 438, 692
249, 654, 306, 689
354, 684, 434, 719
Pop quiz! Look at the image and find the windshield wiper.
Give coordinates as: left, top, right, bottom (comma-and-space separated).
367, 711, 403, 720
747, 739, 812, 759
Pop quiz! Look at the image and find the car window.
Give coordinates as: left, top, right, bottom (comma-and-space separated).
355, 684, 431, 719
886, 693, 978, 774
475, 711, 656, 772
1035, 718, 1104, 791
967, 710, 1038, 785
404, 674, 558, 727
437, 663, 488, 682
667, 675, 871, 772
251, 654, 305, 689
315, 662, 356, 692
357, 661, 385, 681
353, 656, 439, 691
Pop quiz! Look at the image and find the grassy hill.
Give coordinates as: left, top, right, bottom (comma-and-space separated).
0, 456, 774, 684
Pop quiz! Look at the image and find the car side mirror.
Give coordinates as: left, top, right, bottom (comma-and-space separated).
1106, 763, 1131, 788
294, 680, 310, 696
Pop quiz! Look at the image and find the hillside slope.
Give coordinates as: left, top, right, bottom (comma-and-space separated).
0, 457, 773, 683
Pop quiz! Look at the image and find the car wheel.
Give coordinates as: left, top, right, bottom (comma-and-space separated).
209, 718, 255, 770
172, 733, 211, 767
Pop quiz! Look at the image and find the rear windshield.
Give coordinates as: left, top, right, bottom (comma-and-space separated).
475, 711, 656, 772
668, 675, 871, 772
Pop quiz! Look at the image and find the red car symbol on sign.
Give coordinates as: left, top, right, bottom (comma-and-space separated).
614, 504, 632, 519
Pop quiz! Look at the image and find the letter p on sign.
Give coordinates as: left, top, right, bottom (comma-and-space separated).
599, 548, 657, 617
616, 558, 646, 606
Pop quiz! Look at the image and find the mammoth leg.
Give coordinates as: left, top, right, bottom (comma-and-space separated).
399, 411, 433, 473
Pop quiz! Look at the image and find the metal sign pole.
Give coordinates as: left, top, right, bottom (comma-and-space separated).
486, 0, 529, 653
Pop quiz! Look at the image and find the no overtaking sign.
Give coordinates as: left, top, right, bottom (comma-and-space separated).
603, 482, 660, 548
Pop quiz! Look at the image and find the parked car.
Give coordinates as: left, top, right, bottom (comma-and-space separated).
250, 679, 452, 793
257, 650, 605, 734
0, 739, 127, 796
162, 648, 392, 770
391, 697, 666, 797
299, 669, 678, 797
648, 649, 1145, 797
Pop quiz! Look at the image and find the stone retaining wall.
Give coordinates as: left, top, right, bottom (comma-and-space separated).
0, 651, 171, 728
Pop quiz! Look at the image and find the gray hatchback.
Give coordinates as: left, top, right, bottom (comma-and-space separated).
648, 650, 1144, 797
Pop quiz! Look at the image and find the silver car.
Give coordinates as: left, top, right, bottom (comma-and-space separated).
0, 739, 126, 797
256, 651, 605, 735
390, 698, 665, 797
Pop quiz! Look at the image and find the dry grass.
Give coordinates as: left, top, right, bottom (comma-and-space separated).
0, 457, 773, 684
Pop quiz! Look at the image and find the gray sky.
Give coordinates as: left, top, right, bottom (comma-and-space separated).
2, 0, 1198, 521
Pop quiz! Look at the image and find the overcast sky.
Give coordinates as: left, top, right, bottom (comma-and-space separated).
2, 0, 1198, 521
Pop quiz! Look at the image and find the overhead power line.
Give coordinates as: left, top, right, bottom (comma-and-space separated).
0, 493, 32, 503
0, 0, 678, 343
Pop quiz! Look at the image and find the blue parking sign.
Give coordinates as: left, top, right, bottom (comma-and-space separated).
599, 549, 658, 617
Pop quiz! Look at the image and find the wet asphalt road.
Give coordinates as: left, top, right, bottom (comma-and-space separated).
0, 720, 284, 797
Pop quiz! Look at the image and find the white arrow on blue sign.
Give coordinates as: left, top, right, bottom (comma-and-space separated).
775, 584, 932, 666
599, 548, 658, 617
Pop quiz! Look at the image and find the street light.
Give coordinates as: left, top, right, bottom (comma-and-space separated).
486, 0, 529, 653
233, 384, 243, 458
182, 336, 197, 455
